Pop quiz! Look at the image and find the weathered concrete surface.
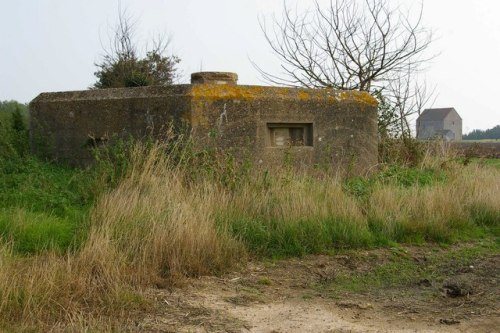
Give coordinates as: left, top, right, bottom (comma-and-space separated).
30, 85, 192, 165
191, 72, 238, 85
30, 75, 378, 175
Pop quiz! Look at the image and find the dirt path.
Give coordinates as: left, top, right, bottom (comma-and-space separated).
138, 245, 499, 332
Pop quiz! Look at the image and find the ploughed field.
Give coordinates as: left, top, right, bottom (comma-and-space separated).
453, 141, 500, 159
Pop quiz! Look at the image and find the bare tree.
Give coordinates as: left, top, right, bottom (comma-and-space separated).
257, 0, 436, 137
383, 70, 436, 139
94, 8, 180, 89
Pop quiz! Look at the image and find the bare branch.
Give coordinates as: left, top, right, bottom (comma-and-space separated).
255, 0, 437, 137
256, 0, 435, 92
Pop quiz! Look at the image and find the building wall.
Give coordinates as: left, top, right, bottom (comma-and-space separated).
416, 109, 463, 141
30, 85, 192, 165
443, 112, 462, 141
188, 84, 378, 175
30, 83, 378, 175
417, 119, 444, 139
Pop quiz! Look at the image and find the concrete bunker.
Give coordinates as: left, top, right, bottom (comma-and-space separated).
30, 72, 378, 175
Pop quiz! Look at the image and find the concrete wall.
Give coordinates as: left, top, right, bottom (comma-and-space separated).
30, 75, 378, 175
417, 120, 444, 139
188, 84, 378, 175
30, 85, 192, 165
443, 112, 462, 141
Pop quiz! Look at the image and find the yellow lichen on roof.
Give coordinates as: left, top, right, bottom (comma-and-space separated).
189, 84, 267, 100
337, 90, 378, 107
188, 84, 378, 107
297, 90, 311, 101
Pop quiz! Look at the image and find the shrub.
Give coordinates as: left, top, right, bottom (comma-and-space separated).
0, 103, 29, 159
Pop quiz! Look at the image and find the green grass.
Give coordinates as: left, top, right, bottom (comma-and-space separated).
0, 119, 137, 256
457, 157, 500, 169
216, 160, 499, 258
0, 209, 77, 254
475, 158, 500, 169
224, 216, 373, 258
367, 216, 485, 245
0, 158, 95, 254
0, 159, 92, 215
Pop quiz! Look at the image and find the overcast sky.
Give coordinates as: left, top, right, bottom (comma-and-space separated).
1, 0, 499, 132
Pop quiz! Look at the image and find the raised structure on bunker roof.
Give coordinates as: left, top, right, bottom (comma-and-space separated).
29, 71, 378, 175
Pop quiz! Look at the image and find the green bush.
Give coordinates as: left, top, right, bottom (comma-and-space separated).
0, 101, 29, 159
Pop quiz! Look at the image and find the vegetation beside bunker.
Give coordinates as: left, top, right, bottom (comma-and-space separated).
0, 120, 499, 330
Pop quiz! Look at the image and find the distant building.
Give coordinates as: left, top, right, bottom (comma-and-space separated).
416, 107, 462, 141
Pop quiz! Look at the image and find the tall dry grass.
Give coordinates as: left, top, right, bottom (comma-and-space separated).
0, 142, 245, 329
88, 143, 245, 282
0, 139, 498, 330
0, 242, 137, 330
218, 173, 372, 255
368, 163, 500, 242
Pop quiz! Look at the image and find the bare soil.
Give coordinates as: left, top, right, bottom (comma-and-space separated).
136, 244, 499, 332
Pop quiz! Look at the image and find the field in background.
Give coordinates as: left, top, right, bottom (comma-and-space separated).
453, 141, 500, 159
0, 110, 499, 331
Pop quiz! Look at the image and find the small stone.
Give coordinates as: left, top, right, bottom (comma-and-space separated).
440, 318, 460, 325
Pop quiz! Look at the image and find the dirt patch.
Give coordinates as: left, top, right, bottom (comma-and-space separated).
137, 244, 500, 332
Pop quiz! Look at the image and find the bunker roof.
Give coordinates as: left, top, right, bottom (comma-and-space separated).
31, 71, 377, 107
